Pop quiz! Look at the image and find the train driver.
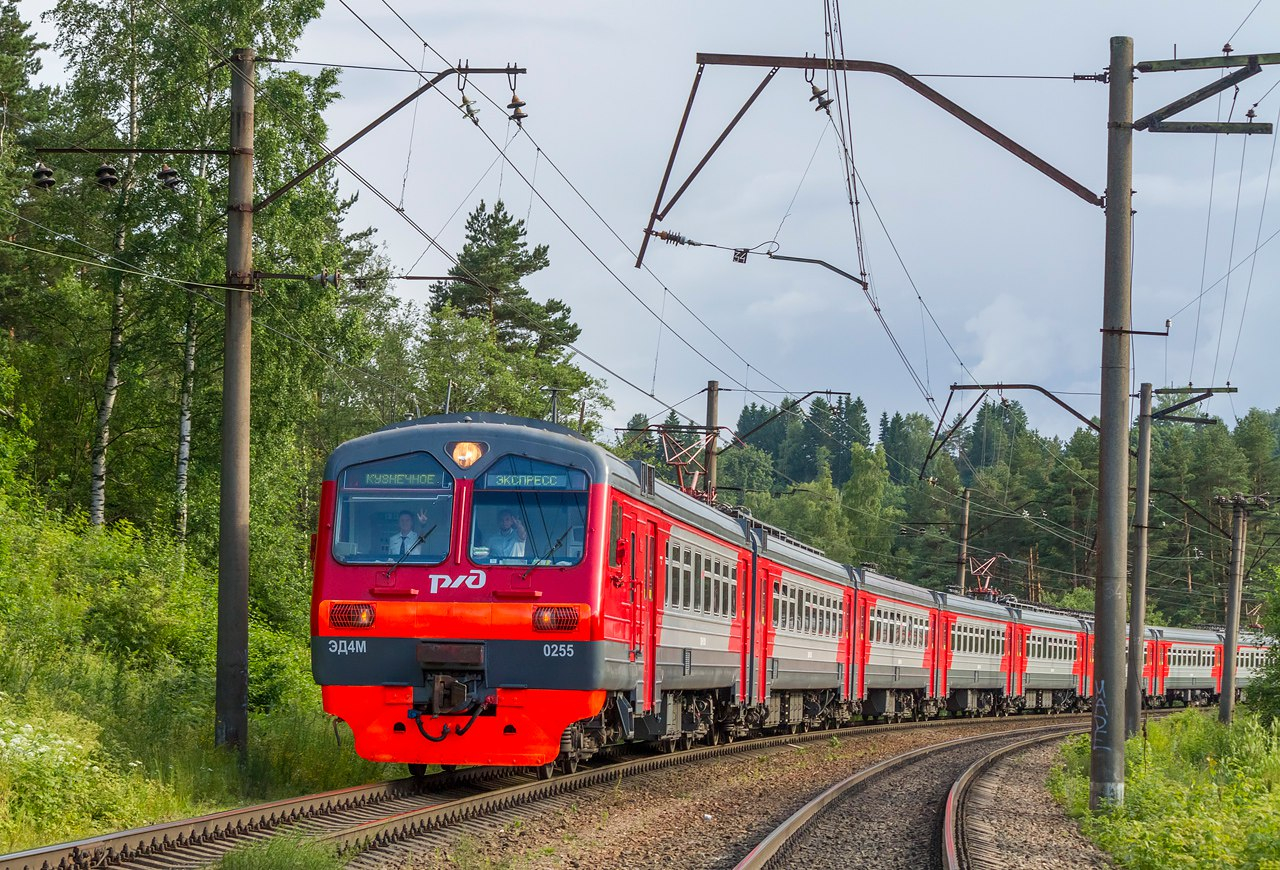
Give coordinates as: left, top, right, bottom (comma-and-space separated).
488, 509, 528, 558
386, 509, 430, 559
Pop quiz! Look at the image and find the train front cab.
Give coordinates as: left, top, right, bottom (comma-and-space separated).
311, 415, 638, 770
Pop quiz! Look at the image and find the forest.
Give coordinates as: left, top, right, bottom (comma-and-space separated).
621, 392, 1280, 629
0, 0, 1278, 850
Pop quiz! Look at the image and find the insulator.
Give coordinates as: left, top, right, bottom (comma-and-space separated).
654, 230, 687, 246
509, 106, 527, 123
507, 92, 526, 110
156, 164, 180, 190
808, 84, 828, 102
31, 161, 54, 190
95, 162, 119, 190
814, 95, 833, 112
460, 95, 481, 125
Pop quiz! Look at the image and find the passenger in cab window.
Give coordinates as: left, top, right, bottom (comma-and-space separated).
386, 509, 431, 558
488, 510, 528, 558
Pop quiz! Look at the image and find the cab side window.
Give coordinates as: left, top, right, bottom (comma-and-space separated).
609, 501, 623, 567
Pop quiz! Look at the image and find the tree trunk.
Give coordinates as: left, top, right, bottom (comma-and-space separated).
88, 0, 138, 526
175, 292, 197, 540
89, 275, 125, 526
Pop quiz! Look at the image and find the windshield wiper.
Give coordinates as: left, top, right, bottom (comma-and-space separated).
521, 526, 574, 580
384, 524, 438, 581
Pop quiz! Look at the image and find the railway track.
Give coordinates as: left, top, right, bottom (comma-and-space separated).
736, 709, 1185, 870
732, 720, 1092, 870
0, 713, 1088, 870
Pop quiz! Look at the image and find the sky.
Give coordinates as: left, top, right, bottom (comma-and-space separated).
20, 1, 1280, 441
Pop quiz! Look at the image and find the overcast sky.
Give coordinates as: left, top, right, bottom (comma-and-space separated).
23, 1, 1280, 440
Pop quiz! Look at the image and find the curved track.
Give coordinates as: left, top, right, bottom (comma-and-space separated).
733, 721, 1089, 870
941, 729, 1081, 870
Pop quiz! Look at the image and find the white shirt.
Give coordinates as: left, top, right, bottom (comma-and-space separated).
386, 531, 419, 558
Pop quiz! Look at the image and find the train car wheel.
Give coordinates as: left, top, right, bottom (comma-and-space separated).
558, 755, 579, 775
535, 762, 556, 780
407, 763, 427, 778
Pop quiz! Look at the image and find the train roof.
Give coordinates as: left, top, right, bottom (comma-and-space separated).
860, 569, 935, 608
324, 413, 626, 484
934, 591, 1015, 621
1156, 625, 1222, 643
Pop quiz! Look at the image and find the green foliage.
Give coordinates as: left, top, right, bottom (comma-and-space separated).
430, 200, 580, 356
1052, 711, 1280, 869
217, 836, 343, 870
1246, 567, 1280, 726
0, 491, 384, 852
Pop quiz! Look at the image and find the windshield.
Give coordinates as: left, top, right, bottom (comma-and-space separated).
332, 452, 454, 564
469, 456, 589, 567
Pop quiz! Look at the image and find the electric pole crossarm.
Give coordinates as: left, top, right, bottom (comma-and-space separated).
950, 383, 1098, 432
1137, 52, 1280, 73
1148, 121, 1272, 135
254, 65, 524, 213
695, 52, 1103, 207
1133, 59, 1261, 131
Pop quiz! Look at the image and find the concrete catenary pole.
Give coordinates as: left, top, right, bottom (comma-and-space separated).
1220, 498, 1248, 725
216, 47, 254, 752
1126, 383, 1153, 738
957, 488, 971, 594
1090, 35, 1133, 810
704, 380, 719, 499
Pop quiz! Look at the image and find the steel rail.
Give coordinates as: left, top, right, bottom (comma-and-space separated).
732, 720, 1088, 870
942, 730, 1082, 870
942, 707, 1187, 870
0, 766, 502, 870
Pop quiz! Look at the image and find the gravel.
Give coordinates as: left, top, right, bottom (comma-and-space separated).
775, 730, 1051, 870
961, 740, 1113, 870
361, 717, 1091, 869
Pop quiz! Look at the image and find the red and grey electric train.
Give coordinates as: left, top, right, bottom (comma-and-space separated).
311, 414, 1270, 773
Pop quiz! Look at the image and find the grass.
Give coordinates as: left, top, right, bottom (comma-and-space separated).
1050, 709, 1280, 869
0, 494, 387, 853
216, 836, 344, 870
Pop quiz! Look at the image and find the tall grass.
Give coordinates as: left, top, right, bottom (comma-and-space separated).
1051, 710, 1280, 868
0, 494, 386, 852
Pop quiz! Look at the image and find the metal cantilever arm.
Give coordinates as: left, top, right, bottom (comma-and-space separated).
696, 53, 1104, 208
255, 65, 524, 213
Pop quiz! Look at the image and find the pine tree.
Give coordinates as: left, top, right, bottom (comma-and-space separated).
430, 200, 579, 356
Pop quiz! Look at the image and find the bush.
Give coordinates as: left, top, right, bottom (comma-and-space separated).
0, 495, 386, 852
0, 702, 187, 851
1052, 710, 1280, 868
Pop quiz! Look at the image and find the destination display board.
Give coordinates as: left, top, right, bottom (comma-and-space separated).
341, 453, 453, 489
478, 456, 587, 490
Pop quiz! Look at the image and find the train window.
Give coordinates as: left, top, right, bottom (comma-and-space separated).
702, 562, 712, 613
668, 543, 681, 608
609, 502, 622, 567
333, 452, 455, 565
730, 567, 738, 618
692, 554, 703, 613
682, 550, 692, 609
470, 457, 589, 567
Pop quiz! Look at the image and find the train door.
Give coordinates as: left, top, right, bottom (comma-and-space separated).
740, 549, 758, 705
618, 506, 641, 683
640, 520, 659, 712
